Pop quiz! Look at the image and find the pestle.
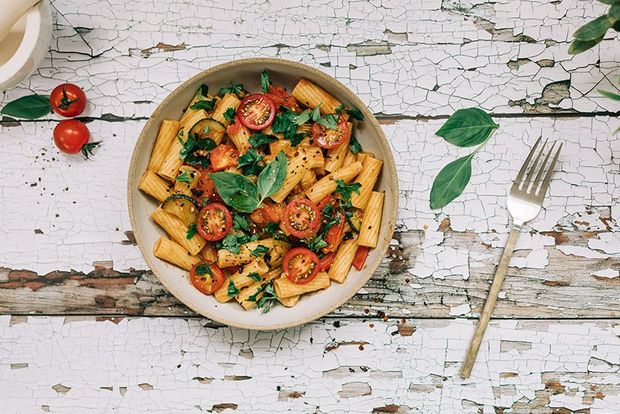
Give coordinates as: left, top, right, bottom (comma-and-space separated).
0, 0, 39, 44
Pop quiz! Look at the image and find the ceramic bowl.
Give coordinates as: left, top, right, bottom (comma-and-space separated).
128, 58, 398, 330
0, 0, 52, 91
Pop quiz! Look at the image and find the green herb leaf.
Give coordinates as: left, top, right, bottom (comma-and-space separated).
176, 171, 192, 183
289, 133, 306, 146
186, 223, 198, 240
248, 272, 262, 282
573, 15, 612, 40
429, 153, 474, 209
310, 105, 322, 122
599, 89, 620, 100
218, 233, 251, 254
180, 135, 217, 167
256, 151, 287, 201
348, 135, 362, 154
335, 179, 361, 202
304, 234, 328, 253
210, 172, 260, 213
610, 3, 620, 20
249, 133, 277, 148
233, 213, 250, 231
435, 108, 498, 147
218, 82, 245, 97
195, 264, 212, 277
198, 85, 209, 97
256, 282, 277, 313
260, 70, 271, 93
223, 107, 236, 121
251, 245, 270, 257
336, 104, 364, 120
190, 99, 216, 111
293, 110, 312, 125
1, 95, 51, 120
317, 114, 339, 129
264, 222, 280, 235
237, 148, 264, 175
568, 37, 604, 54
227, 280, 240, 297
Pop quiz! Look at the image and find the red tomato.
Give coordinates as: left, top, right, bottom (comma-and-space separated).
319, 252, 335, 272
311, 116, 350, 149
352, 246, 370, 271
210, 144, 238, 171
266, 85, 301, 112
197, 203, 233, 241
283, 198, 321, 239
197, 169, 222, 202
53, 120, 99, 158
250, 201, 285, 226
283, 247, 320, 284
50, 83, 87, 117
236, 93, 276, 130
190, 262, 225, 295
318, 196, 346, 253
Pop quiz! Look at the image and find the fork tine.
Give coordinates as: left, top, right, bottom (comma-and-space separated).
522, 138, 548, 190
513, 136, 542, 186
530, 141, 556, 193
536, 142, 562, 198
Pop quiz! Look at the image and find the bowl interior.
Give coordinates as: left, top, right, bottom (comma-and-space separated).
129, 59, 397, 330
0, 16, 26, 66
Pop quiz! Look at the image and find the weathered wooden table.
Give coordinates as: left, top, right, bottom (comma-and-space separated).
1, 0, 619, 412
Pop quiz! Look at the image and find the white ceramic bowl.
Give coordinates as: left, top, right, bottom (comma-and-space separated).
0, 0, 52, 91
128, 58, 398, 330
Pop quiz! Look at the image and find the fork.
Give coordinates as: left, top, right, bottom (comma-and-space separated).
459, 136, 562, 379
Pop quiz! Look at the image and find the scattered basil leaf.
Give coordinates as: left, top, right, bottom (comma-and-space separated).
227, 280, 240, 297
568, 37, 604, 55
256, 282, 277, 313
218, 82, 245, 97
610, 3, 620, 20
190, 99, 216, 111
272, 107, 306, 145
223, 107, 236, 121
435, 107, 498, 147
233, 213, 250, 231
335, 179, 361, 202
260, 70, 270, 93
293, 110, 312, 125
304, 234, 328, 253
249, 133, 277, 147
264, 222, 280, 235
218, 233, 250, 254
180, 135, 216, 167
310, 105, 322, 122
573, 15, 612, 41
317, 114, 339, 129
289, 133, 306, 146
248, 272, 262, 282
186, 223, 198, 240
348, 135, 362, 154
335, 104, 364, 120
195, 264, 212, 276
256, 151, 287, 201
237, 148, 264, 175
210, 172, 260, 213
1, 95, 51, 120
429, 153, 473, 209
251, 245, 269, 257
176, 171, 192, 183
198, 85, 209, 97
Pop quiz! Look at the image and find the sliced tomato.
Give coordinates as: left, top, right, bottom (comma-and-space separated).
210, 144, 238, 171
196, 169, 222, 202
311, 116, 351, 149
283, 198, 321, 239
201, 243, 218, 263
250, 201, 286, 226
352, 246, 370, 271
283, 247, 320, 284
226, 116, 242, 136
190, 262, 225, 295
319, 252, 335, 272
237, 93, 276, 130
266, 85, 301, 112
197, 203, 233, 241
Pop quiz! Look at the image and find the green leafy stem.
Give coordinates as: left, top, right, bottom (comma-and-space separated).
568, 0, 620, 55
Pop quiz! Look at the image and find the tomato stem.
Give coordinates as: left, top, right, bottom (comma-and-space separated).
80, 141, 101, 159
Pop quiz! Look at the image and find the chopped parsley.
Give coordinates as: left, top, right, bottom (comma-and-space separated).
195, 263, 212, 276
179, 134, 216, 167
336, 104, 365, 121
304, 234, 328, 253
198, 85, 209, 97
272, 107, 306, 146
227, 280, 240, 297
190, 99, 216, 111
248, 272, 262, 282
335, 179, 361, 204
348, 135, 362, 154
256, 282, 278, 313
219, 82, 245, 97
264, 222, 280, 235
260, 70, 271, 93
223, 107, 236, 121
176, 171, 192, 183
216, 233, 259, 254
237, 148, 264, 175
249, 133, 277, 148
233, 213, 250, 232
186, 223, 198, 239
316, 114, 339, 129
251, 245, 270, 257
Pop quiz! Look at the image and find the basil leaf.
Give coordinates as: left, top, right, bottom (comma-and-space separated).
1, 95, 51, 120
223, 107, 236, 121
248, 272, 262, 282
429, 154, 473, 209
348, 135, 362, 154
198, 85, 209, 97
435, 108, 498, 147
293, 110, 312, 125
249, 133, 277, 148
317, 114, 339, 129
257, 151, 287, 200
227, 280, 240, 297
210, 172, 260, 213
219, 83, 245, 97
600, 89, 620, 100
310, 105, 322, 122
573, 15, 612, 41
289, 133, 306, 146
233, 213, 250, 231
176, 171, 192, 183
251, 245, 269, 257
335, 179, 361, 202
190, 99, 216, 111
610, 3, 620, 20
336, 104, 364, 120
568, 37, 604, 55
186, 223, 198, 240
237, 148, 264, 175
260, 70, 270, 93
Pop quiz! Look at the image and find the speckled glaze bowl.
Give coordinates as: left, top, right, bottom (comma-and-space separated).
128, 58, 398, 330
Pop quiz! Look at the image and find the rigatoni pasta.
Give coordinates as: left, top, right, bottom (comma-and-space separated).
138, 72, 385, 314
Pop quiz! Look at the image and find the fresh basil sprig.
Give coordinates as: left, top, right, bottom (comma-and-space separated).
430, 108, 499, 209
1, 95, 52, 120
210, 151, 287, 212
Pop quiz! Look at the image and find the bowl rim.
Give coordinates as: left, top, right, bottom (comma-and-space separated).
127, 57, 398, 330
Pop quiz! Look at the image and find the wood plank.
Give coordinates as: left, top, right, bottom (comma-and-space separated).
1, 0, 618, 119
2, 315, 620, 412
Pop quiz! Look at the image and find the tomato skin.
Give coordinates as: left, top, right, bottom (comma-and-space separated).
319, 252, 335, 272
210, 144, 238, 171
352, 246, 370, 271
197, 169, 222, 202
50, 83, 87, 117
284, 198, 321, 239
190, 262, 225, 295
53, 120, 90, 154
197, 203, 233, 241
266, 85, 301, 112
250, 201, 285, 226
283, 247, 320, 284
311, 116, 351, 149
317, 196, 345, 253
236, 93, 276, 130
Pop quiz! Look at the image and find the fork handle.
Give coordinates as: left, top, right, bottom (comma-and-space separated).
460, 225, 520, 379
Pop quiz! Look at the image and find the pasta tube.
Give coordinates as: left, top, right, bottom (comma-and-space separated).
148, 120, 181, 171
300, 169, 317, 190
303, 146, 325, 169
212, 93, 240, 126
269, 140, 291, 155
216, 239, 275, 268
173, 165, 201, 196
151, 207, 206, 256
214, 258, 269, 303
305, 161, 363, 203
227, 122, 251, 154
328, 237, 358, 283
270, 150, 310, 203
236, 268, 281, 310
351, 157, 383, 209
324, 123, 352, 172
343, 149, 357, 166
157, 110, 208, 181
278, 295, 300, 307
153, 237, 201, 271
274, 272, 330, 298
138, 170, 172, 203
292, 79, 343, 116
358, 192, 384, 248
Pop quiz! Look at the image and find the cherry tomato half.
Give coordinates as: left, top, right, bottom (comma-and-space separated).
53, 120, 100, 159
196, 169, 222, 202
50, 83, 87, 117
283, 198, 321, 239
266, 85, 301, 112
250, 201, 285, 226
352, 246, 370, 271
283, 247, 320, 284
190, 262, 225, 295
318, 196, 346, 253
210, 144, 238, 171
236, 93, 276, 130
311, 116, 351, 149
319, 252, 335, 272
197, 203, 233, 241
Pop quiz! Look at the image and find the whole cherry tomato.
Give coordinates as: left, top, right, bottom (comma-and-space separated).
50, 83, 87, 117
53, 120, 100, 159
